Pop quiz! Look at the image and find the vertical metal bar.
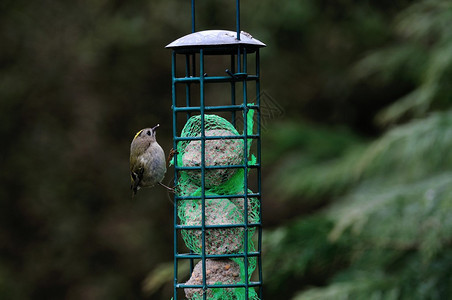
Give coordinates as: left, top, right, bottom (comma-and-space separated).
237, 48, 241, 74
231, 54, 236, 126
242, 46, 249, 299
256, 49, 263, 298
172, 51, 179, 300
192, 54, 196, 82
185, 54, 191, 122
236, 0, 240, 40
199, 48, 207, 300
184, 54, 195, 275
191, 0, 195, 33
188, 4, 196, 294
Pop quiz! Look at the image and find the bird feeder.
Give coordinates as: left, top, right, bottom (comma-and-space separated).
166, 1, 264, 299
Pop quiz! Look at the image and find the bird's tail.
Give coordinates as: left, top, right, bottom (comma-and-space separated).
131, 185, 138, 199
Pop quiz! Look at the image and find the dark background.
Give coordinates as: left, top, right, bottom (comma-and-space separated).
1, 0, 451, 299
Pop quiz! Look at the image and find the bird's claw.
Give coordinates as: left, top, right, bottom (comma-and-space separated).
159, 182, 176, 193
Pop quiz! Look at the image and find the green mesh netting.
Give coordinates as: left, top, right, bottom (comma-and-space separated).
174, 108, 260, 300
184, 259, 259, 300
178, 192, 259, 255
174, 110, 257, 196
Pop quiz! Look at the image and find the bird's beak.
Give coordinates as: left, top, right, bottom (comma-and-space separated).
152, 124, 160, 132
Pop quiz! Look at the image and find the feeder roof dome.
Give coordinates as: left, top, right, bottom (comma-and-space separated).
166, 30, 265, 54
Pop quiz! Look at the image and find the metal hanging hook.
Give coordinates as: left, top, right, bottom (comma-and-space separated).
236, 0, 241, 40
191, 0, 195, 33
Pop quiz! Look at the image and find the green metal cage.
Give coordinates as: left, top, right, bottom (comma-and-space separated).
166, 1, 265, 299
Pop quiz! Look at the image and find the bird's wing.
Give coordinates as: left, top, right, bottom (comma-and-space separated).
131, 166, 144, 196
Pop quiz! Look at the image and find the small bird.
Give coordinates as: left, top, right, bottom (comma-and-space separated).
130, 124, 172, 197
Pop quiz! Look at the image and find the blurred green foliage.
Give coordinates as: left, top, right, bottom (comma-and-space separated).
1, 0, 451, 299
263, 0, 452, 299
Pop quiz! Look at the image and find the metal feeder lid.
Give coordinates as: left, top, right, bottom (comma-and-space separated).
166, 30, 266, 54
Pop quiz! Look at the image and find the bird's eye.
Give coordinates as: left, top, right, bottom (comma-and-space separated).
147, 130, 151, 136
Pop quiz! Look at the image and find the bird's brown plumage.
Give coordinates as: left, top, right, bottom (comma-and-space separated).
130, 125, 167, 197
